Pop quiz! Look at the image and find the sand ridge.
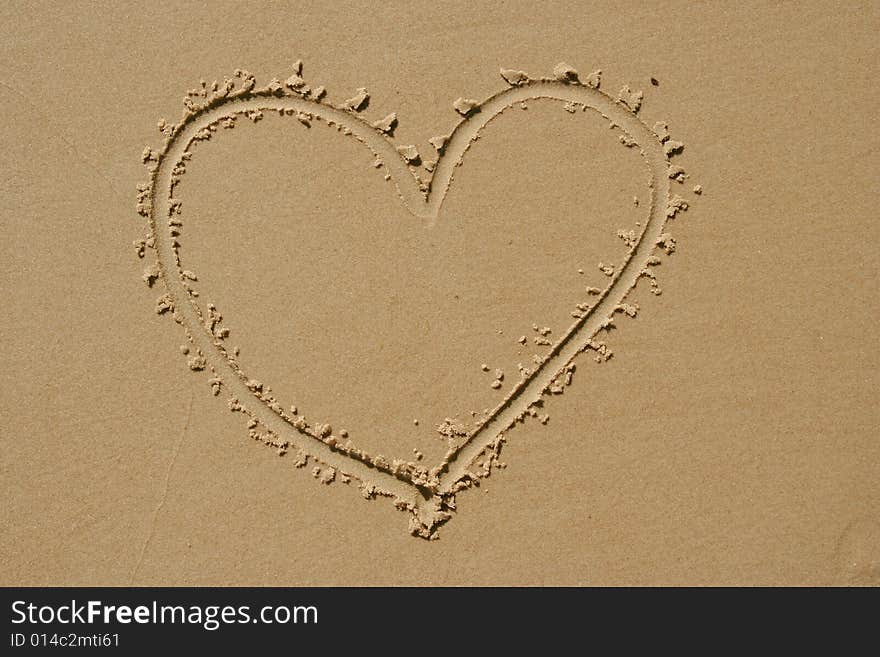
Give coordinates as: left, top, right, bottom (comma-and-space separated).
136, 61, 699, 538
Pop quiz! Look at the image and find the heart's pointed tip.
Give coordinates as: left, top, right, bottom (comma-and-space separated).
408, 495, 454, 539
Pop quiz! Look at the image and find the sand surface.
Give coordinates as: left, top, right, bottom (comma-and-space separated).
1, 1, 878, 584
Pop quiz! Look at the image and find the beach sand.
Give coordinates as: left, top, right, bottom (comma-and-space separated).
1, 1, 877, 584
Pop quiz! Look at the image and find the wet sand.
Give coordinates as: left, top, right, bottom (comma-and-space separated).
1, 1, 877, 584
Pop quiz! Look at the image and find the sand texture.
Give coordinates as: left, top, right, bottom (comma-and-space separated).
1, 1, 878, 585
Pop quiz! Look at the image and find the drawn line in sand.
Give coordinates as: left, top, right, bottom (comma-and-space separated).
135, 62, 699, 538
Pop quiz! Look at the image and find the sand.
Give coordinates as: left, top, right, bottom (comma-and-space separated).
1, 1, 878, 585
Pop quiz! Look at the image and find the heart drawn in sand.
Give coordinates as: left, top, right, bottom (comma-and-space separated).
135, 62, 693, 538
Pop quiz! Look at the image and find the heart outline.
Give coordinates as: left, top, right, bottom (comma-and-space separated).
137, 65, 686, 537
